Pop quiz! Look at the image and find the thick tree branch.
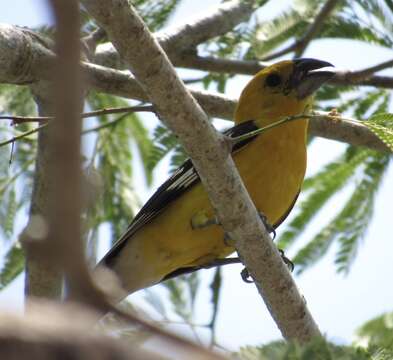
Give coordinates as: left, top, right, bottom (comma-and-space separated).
93, 0, 258, 68
0, 24, 389, 153
81, 0, 321, 342
309, 113, 391, 152
0, 301, 168, 360
157, 0, 257, 53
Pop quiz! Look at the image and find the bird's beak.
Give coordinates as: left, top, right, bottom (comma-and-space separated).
291, 58, 335, 99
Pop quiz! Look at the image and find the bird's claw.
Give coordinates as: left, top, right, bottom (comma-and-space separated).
240, 267, 254, 283
258, 212, 276, 240
279, 249, 294, 272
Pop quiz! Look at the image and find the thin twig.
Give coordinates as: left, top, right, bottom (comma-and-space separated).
82, 112, 129, 134
0, 105, 152, 148
0, 124, 47, 147
0, 105, 154, 124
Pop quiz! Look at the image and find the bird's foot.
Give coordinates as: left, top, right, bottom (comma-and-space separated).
278, 249, 294, 272
240, 267, 253, 283
190, 211, 220, 229
258, 212, 276, 240
240, 250, 294, 284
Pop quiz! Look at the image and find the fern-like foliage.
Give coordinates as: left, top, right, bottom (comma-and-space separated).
0, 243, 24, 291
0, 84, 38, 288
237, 337, 373, 360
132, 0, 182, 31
294, 151, 389, 274
355, 311, 393, 351
86, 92, 153, 245
279, 85, 392, 273
365, 113, 393, 151
147, 123, 188, 175
278, 147, 371, 250
161, 272, 200, 322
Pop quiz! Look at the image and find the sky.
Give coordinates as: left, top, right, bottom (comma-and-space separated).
0, 0, 393, 352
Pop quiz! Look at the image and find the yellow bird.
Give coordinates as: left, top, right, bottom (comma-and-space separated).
98, 58, 334, 298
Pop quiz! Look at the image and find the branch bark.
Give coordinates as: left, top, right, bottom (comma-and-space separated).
81, 0, 321, 342
21, 82, 62, 302
0, 301, 165, 360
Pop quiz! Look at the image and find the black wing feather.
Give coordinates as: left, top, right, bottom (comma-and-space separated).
102, 120, 259, 266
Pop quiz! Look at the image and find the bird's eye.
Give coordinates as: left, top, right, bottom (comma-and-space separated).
265, 73, 282, 87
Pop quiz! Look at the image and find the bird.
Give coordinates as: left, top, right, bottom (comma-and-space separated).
97, 58, 334, 300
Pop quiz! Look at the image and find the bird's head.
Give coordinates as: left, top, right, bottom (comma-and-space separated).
235, 58, 334, 124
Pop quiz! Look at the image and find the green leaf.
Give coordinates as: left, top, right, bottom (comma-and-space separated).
355, 311, 393, 351
133, 0, 182, 31
0, 188, 16, 238
294, 151, 389, 274
208, 268, 221, 337
278, 148, 371, 249
162, 272, 200, 323
237, 337, 371, 360
163, 278, 191, 321
364, 113, 393, 152
253, 8, 308, 57
0, 243, 24, 291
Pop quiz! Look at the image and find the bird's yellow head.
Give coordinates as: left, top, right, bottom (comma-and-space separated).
235, 58, 334, 125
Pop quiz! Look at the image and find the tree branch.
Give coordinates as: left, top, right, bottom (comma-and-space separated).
332, 58, 393, 83
175, 52, 268, 74
309, 112, 391, 152
0, 24, 389, 153
81, 0, 321, 342
92, 0, 259, 68
176, 53, 393, 91
0, 105, 154, 123
157, 0, 257, 53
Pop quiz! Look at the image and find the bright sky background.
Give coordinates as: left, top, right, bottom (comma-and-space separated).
0, 0, 393, 352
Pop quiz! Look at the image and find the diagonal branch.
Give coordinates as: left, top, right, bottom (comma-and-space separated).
262, 0, 340, 61
93, 0, 259, 68
157, 0, 258, 53
81, 0, 321, 342
294, 0, 340, 57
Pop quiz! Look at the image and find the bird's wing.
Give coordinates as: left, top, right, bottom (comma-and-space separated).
100, 120, 259, 266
